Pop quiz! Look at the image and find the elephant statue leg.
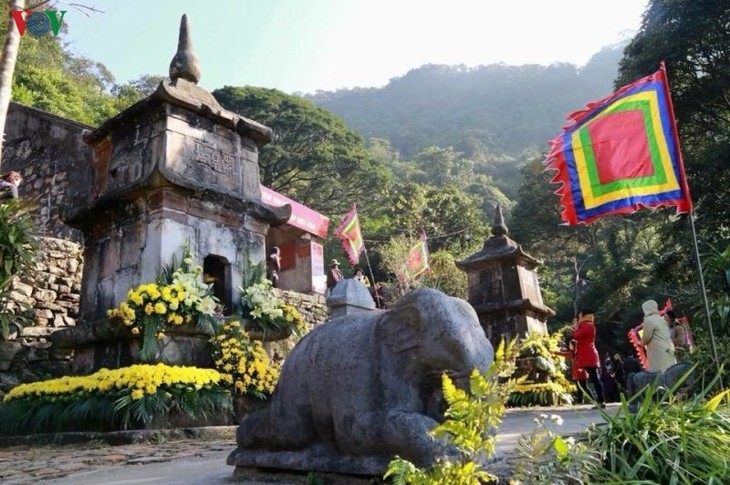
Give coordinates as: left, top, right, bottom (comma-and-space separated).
337, 410, 456, 467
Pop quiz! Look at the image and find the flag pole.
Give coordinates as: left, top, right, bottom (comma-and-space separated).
688, 210, 722, 383
363, 247, 377, 290
661, 60, 722, 383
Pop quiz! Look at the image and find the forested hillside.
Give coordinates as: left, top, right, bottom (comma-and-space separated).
308, 45, 624, 158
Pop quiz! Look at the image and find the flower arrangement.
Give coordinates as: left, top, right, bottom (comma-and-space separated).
107, 245, 219, 361
508, 331, 575, 407
210, 320, 280, 399
238, 258, 305, 339
0, 363, 231, 434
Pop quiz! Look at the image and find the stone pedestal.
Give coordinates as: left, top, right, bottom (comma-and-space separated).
50, 318, 217, 374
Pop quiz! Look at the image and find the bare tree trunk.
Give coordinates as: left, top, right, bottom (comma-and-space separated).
0, 0, 25, 171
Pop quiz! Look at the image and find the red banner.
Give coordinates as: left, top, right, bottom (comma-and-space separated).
260, 185, 330, 238
335, 204, 365, 266
404, 231, 430, 278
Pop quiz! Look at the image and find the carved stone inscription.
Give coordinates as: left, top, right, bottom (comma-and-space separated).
193, 142, 234, 175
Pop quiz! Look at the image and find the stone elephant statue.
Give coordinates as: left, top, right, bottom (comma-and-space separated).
228, 288, 494, 476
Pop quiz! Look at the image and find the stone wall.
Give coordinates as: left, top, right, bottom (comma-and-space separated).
276, 289, 329, 326
0, 237, 83, 396
3, 102, 94, 242
254, 289, 329, 365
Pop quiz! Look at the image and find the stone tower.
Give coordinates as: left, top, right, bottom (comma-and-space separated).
52, 15, 290, 373
457, 205, 554, 348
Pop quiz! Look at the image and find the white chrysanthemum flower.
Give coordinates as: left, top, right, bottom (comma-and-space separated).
550, 414, 564, 426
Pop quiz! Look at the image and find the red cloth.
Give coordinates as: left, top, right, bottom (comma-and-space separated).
628, 325, 649, 370
573, 317, 600, 368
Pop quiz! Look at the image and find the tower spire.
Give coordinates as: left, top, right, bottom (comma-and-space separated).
169, 14, 201, 84
491, 204, 508, 237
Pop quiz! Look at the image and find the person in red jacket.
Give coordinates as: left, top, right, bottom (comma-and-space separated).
572, 309, 605, 408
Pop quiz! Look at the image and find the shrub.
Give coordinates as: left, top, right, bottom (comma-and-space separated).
0, 200, 37, 339
511, 413, 600, 484
587, 373, 730, 483
0, 363, 231, 434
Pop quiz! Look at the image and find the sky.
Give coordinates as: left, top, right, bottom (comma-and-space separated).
59, 0, 650, 95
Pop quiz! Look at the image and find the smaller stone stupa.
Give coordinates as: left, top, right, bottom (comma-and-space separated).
457, 205, 554, 349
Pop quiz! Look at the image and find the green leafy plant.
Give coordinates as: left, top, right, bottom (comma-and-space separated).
0, 363, 231, 434
587, 370, 730, 483
107, 246, 219, 361
0, 200, 37, 339
210, 320, 280, 399
509, 331, 575, 407
511, 413, 601, 484
384, 338, 521, 484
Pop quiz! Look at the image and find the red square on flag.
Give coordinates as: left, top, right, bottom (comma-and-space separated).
589, 110, 654, 184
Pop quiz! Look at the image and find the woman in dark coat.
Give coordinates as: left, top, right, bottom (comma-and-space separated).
573, 309, 605, 407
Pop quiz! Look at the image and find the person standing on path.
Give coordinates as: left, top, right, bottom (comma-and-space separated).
640, 300, 676, 372
265, 246, 281, 288
555, 335, 590, 404
326, 259, 344, 295
665, 310, 690, 360
572, 309, 605, 408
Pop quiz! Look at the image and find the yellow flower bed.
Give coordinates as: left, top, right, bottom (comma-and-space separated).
4, 363, 224, 402
0, 364, 231, 434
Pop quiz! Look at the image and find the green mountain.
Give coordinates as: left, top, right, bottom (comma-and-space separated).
307, 44, 625, 159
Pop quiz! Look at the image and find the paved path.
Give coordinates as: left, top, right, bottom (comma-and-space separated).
0, 404, 618, 484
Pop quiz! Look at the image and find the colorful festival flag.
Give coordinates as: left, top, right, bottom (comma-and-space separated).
335, 204, 365, 265
545, 64, 692, 225
404, 231, 430, 279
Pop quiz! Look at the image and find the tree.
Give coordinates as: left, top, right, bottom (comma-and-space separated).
213, 86, 391, 216
422, 250, 467, 299
0, 0, 25, 170
618, 0, 730, 249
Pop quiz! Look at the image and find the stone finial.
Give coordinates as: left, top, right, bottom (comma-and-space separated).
491, 204, 508, 237
169, 14, 201, 84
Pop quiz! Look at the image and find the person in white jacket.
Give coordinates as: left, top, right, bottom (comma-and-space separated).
640, 300, 676, 372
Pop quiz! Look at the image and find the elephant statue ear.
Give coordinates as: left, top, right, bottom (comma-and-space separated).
376, 303, 421, 353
